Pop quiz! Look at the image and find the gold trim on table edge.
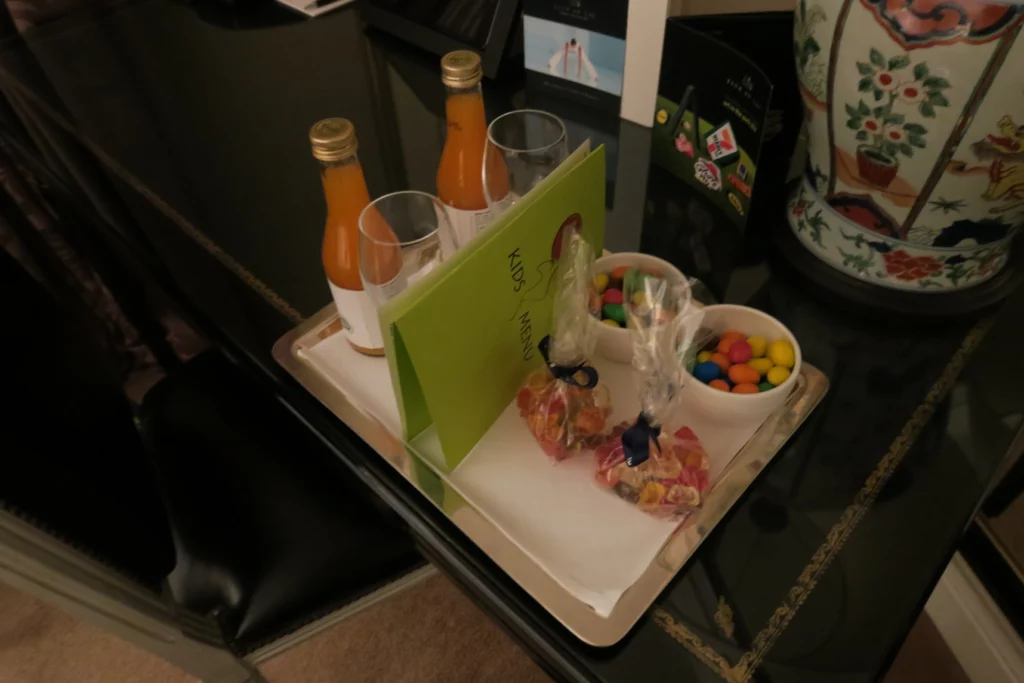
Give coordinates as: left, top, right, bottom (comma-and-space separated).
7, 71, 999, 682
653, 318, 993, 682
714, 595, 736, 640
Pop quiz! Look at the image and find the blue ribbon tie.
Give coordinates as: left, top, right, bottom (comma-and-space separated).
538, 335, 599, 389
622, 412, 661, 467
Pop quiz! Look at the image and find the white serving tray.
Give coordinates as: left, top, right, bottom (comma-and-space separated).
273, 304, 828, 645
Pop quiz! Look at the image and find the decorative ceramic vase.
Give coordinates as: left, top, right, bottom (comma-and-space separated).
788, 0, 1024, 291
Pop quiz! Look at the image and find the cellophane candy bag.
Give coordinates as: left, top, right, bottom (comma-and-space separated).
595, 275, 712, 518
516, 232, 611, 462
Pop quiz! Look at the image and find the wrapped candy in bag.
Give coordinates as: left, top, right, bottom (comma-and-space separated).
595, 275, 711, 518
516, 232, 611, 461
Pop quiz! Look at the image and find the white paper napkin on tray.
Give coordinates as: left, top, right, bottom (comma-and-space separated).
446, 357, 763, 617
300, 328, 763, 617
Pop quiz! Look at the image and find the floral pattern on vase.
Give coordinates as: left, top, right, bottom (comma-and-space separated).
789, 0, 1024, 291
789, 177, 1010, 290
844, 48, 950, 189
861, 0, 1022, 47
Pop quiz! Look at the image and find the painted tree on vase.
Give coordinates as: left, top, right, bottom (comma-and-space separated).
787, 0, 1024, 290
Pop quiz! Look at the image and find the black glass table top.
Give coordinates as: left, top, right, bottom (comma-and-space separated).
0, 2, 1021, 681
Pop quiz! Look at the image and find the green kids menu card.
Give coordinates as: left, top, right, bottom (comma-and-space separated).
379, 144, 606, 470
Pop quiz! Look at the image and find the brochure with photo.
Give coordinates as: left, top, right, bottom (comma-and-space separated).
522, 0, 628, 114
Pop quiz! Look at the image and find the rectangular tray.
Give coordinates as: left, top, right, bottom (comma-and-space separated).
273, 304, 828, 645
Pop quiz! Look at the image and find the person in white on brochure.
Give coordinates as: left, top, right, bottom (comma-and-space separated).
547, 38, 599, 84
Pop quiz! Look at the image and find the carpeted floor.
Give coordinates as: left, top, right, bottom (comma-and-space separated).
0, 573, 967, 683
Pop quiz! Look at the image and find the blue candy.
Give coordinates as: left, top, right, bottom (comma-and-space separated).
693, 361, 721, 384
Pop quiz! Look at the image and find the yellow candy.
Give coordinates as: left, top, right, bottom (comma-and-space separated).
767, 366, 791, 386
747, 336, 767, 358
767, 340, 795, 369
631, 291, 647, 307
748, 357, 773, 377
601, 318, 620, 328
697, 350, 713, 363
594, 273, 609, 294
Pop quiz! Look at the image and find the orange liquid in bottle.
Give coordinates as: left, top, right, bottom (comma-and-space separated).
321, 162, 371, 291
436, 51, 509, 246
321, 164, 400, 290
437, 93, 509, 210
313, 118, 400, 356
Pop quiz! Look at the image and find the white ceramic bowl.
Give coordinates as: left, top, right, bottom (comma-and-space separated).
682, 304, 802, 424
590, 253, 687, 364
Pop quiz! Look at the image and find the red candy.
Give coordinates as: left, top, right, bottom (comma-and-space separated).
727, 340, 752, 364
602, 288, 624, 305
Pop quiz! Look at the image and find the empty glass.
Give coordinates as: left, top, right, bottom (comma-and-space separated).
482, 110, 569, 217
358, 191, 452, 307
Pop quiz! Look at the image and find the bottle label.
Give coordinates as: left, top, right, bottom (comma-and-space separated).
328, 280, 383, 351
445, 206, 493, 248
443, 194, 514, 248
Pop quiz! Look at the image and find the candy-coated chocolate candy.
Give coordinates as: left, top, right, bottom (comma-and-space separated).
594, 273, 609, 294
696, 350, 713, 363
767, 365, 791, 386
758, 382, 774, 392
610, 265, 630, 281
748, 357, 773, 377
708, 352, 731, 373
728, 364, 760, 386
631, 291, 647, 307
693, 361, 721, 383
767, 340, 795, 369
624, 267, 640, 293
601, 318, 620, 328
732, 383, 759, 394
747, 336, 767, 358
708, 379, 731, 392
727, 339, 752, 364
603, 303, 626, 324
716, 337, 737, 354
720, 331, 745, 343
603, 288, 624, 305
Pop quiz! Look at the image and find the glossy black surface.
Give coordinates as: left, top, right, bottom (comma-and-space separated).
1, 2, 1022, 681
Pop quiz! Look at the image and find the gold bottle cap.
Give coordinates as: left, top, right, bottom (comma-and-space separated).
440, 50, 483, 88
309, 118, 357, 162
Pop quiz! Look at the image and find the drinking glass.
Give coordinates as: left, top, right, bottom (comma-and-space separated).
358, 191, 452, 306
482, 109, 569, 217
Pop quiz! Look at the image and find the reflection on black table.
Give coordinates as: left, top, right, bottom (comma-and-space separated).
0, 2, 1019, 682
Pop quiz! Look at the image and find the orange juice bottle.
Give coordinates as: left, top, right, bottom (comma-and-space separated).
310, 118, 399, 356
436, 50, 509, 246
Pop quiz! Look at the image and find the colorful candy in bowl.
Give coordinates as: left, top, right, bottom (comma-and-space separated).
683, 305, 801, 423
588, 253, 688, 363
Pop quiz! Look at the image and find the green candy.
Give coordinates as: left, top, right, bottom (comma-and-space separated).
758, 381, 774, 392
603, 303, 626, 325
622, 267, 639, 294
